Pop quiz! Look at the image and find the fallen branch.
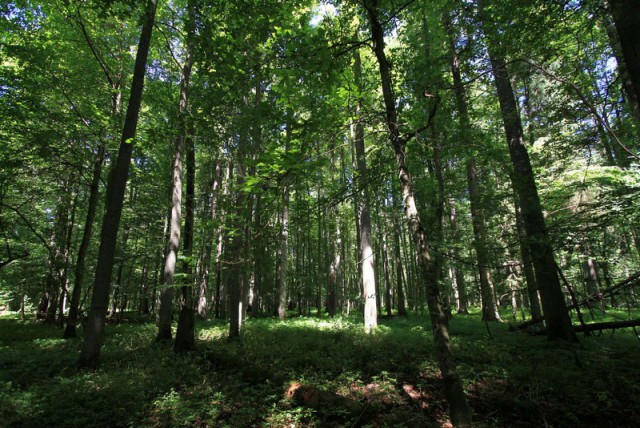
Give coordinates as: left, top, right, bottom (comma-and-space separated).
573, 318, 640, 333
516, 271, 640, 330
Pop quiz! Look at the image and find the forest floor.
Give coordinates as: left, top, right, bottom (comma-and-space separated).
1, 309, 640, 427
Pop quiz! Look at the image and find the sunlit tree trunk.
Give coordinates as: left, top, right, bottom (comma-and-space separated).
353, 48, 378, 332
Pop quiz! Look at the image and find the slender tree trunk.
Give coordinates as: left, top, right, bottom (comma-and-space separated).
156, 78, 191, 342
354, 48, 378, 332
481, 5, 577, 342
277, 176, 290, 320
467, 159, 500, 321
228, 160, 247, 339
79, 0, 157, 367
175, 119, 196, 352
64, 147, 105, 337
445, 16, 498, 321
364, 2, 471, 424
392, 200, 407, 316
198, 161, 222, 319
514, 199, 542, 321
447, 198, 468, 314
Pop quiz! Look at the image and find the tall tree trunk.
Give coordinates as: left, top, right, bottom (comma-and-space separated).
64, 146, 106, 337
392, 199, 407, 316
175, 118, 196, 352
277, 118, 292, 320
198, 160, 222, 319
79, 0, 157, 367
601, 3, 640, 121
445, 16, 498, 321
156, 54, 193, 343
513, 196, 542, 321
354, 48, 378, 333
277, 176, 290, 320
467, 159, 500, 321
447, 198, 468, 314
481, 4, 577, 342
364, 2, 471, 425
228, 160, 247, 339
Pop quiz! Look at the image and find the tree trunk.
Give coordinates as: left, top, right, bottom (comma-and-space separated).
198, 161, 222, 319
447, 198, 468, 314
467, 159, 501, 321
514, 199, 542, 321
277, 176, 290, 320
156, 69, 192, 343
79, 0, 157, 368
392, 199, 407, 316
64, 146, 105, 337
228, 161, 247, 339
444, 16, 498, 321
481, 5, 577, 342
175, 121, 196, 352
354, 48, 378, 333
364, 2, 471, 425
609, 0, 640, 115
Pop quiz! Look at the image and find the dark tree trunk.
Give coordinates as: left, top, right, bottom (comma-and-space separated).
466, 159, 500, 321
364, 2, 471, 425
79, 0, 157, 368
514, 199, 542, 322
481, 8, 577, 342
609, 0, 640, 114
392, 199, 407, 316
444, 16, 498, 321
64, 146, 105, 337
174, 122, 196, 352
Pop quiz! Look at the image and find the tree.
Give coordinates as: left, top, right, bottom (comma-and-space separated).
79, 0, 157, 367
479, 0, 577, 342
362, 1, 472, 424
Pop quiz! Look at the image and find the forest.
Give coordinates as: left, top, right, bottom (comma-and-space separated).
1, 0, 640, 426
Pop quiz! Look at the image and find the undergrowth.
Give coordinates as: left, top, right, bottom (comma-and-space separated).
1, 310, 639, 427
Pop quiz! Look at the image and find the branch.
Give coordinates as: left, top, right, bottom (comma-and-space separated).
514, 58, 637, 160
0, 250, 30, 270
398, 93, 440, 145
0, 203, 52, 257
73, 9, 114, 87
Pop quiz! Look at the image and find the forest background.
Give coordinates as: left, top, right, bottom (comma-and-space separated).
1, 0, 639, 426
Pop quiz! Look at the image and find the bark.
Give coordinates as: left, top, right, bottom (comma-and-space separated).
44, 190, 70, 323
277, 176, 290, 320
601, 4, 640, 121
228, 162, 246, 339
481, 7, 577, 342
174, 123, 196, 352
354, 48, 378, 333
364, 2, 471, 425
64, 146, 106, 337
79, 0, 156, 367
444, 16, 497, 321
467, 159, 500, 321
392, 201, 407, 316
382, 227, 392, 316
447, 198, 468, 314
609, 0, 640, 115
157, 99, 187, 339
514, 199, 542, 321
198, 161, 222, 319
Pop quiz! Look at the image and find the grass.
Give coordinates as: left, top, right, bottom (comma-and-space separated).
1, 309, 639, 427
